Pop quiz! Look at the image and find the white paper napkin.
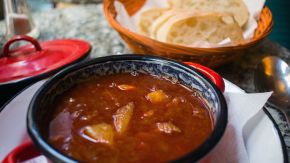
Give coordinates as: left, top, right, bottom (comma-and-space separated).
114, 0, 266, 47
200, 92, 272, 163
23, 156, 50, 163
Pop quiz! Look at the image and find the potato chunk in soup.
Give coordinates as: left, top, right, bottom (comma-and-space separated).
113, 102, 134, 134
83, 123, 114, 145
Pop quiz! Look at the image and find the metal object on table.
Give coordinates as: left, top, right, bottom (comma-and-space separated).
254, 56, 290, 125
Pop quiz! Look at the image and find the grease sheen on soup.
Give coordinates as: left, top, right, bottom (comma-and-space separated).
48, 73, 213, 163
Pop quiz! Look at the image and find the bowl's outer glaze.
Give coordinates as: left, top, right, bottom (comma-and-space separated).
27, 55, 227, 163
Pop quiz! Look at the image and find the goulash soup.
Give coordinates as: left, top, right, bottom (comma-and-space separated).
48, 73, 213, 163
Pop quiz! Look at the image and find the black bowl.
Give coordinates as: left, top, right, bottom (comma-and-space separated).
27, 55, 227, 163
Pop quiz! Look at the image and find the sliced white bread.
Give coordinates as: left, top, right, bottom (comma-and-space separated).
149, 10, 178, 39
137, 8, 169, 36
167, 0, 249, 27
156, 13, 244, 45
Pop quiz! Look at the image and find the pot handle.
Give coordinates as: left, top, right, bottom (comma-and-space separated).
184, 62, 225, 92
2, 35, 42, 57
2, 141, 42, 163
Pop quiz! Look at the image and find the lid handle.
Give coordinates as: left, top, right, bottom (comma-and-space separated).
3, 35, 42, 57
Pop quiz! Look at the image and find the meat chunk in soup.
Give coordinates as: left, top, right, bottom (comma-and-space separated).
156, 122, 181, 134
49, 111, 72, 141
118, 84, 136, 91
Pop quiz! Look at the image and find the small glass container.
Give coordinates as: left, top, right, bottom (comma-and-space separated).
4, 0, 39, 39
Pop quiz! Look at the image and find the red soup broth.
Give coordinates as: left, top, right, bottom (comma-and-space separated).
48, 73, 213, 163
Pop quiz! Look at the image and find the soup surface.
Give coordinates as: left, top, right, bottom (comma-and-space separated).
48, 73, 213, 163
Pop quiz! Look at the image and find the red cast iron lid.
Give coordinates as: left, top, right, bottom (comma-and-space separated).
0, 35, 91, 84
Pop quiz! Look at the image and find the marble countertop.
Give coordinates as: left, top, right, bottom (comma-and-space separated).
1, 3, 290, 161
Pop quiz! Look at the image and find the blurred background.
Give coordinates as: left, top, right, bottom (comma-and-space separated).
0, 0, 289, 49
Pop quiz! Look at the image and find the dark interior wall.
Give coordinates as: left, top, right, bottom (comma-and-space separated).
266, 0, 290, 50
0, 0, 4, 20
